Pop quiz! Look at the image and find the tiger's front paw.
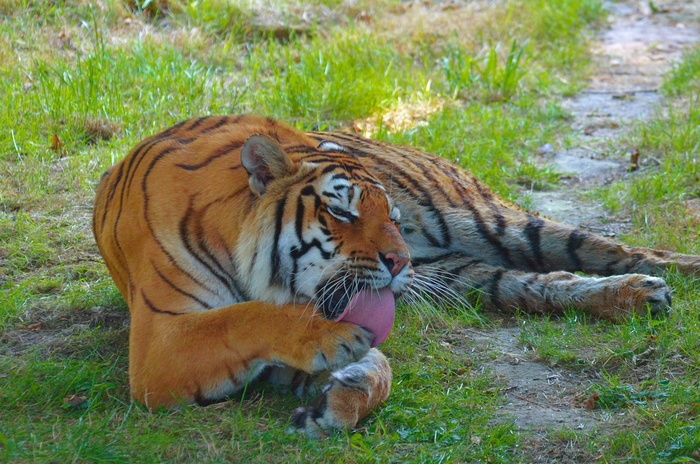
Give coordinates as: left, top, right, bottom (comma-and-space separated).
309, 322, 372, 374
291, 349, 392, 438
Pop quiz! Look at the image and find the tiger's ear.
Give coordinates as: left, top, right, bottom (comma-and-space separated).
241, 134, 294, 196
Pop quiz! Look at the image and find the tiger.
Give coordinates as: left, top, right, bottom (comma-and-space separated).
93, 114, 700, 436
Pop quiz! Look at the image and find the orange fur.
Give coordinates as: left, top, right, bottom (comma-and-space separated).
94, 115, 410, 418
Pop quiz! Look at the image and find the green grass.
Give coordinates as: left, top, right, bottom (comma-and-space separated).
663, 46, 700, 96
6, 0, 700, 462
524, 42, 700, 463
245, 29, 416, 127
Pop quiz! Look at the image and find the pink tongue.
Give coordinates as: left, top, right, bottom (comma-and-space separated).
332, 287, 396, 348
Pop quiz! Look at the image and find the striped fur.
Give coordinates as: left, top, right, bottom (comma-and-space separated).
93, 115, 700, 435
308, 131, 700, 319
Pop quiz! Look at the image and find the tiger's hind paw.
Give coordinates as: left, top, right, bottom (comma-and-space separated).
629, 275, 672, 318
601, 275, 672, 321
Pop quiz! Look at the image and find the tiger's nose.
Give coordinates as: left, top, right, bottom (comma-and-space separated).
379, 252, 411, 277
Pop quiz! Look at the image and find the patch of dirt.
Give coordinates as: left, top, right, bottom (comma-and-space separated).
0, 305, 129, 359
458, 327, 600, 430
529, 0, 698, 235
461, 1, 699, 461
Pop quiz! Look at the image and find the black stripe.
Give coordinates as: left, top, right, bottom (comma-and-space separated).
304, 154, 361, 166
125, 140, 180, 195
447, 259, 484, 276
411, 253, 460, 266
489, 270, 504, 308
296, 187, 315, 239
330, 171, 350, 180
166, 119, 190, 133
566, 230, 587, 271
120, 139, 155, 198
465, 199, 514, 266
285, 145, 317, 154
291, 238, 333, 260
172, 137, 197, 145
175, 140, 244, 170
200, 115, 231, 134
152, 262, 213, 309
186, 116, 212, 132
475, 182, 507, 236
524, 217, 545, 271
102, 165, 131, 281
101, 163, 124, 229
142, 290, 181, 316
290, 253, 299, 297
269, 195, 287, 285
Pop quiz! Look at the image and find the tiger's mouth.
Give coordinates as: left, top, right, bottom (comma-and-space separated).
315, 283, 397, 348
314, 273, 408, 319
315, 280, 367, 320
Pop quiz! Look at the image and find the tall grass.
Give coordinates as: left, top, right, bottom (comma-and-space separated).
246, 30, 411, 128
443, 39, 529, 102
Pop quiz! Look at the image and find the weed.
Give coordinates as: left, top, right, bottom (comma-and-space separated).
663, 47, 700, 96
246, 29, 411, 128
443, 39, 528, 102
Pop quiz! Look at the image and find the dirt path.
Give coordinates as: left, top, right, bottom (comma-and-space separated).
460, 1, 699, 461
530, 0, 698, 234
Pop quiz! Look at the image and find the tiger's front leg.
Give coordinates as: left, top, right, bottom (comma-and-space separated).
128, 301, 372, 410
415, 253, 672, 320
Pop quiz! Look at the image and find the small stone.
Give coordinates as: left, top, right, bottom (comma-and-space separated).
537, 144, 555, 157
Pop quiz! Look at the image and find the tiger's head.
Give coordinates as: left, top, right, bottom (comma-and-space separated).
236, 134, 413, 319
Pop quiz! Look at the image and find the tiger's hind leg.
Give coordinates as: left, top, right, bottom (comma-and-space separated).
291, 349, 392, 438
434, 200, 700, 277
527, 217, 700, 277
414, 253, 672, 320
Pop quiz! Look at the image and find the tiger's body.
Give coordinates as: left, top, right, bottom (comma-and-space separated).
93, 115, 700, 435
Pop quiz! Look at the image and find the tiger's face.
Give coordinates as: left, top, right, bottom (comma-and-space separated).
237, 135, 413, 318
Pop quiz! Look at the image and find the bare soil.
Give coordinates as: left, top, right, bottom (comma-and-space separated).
529, 0, 698, 233
460, 1, 699, 461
